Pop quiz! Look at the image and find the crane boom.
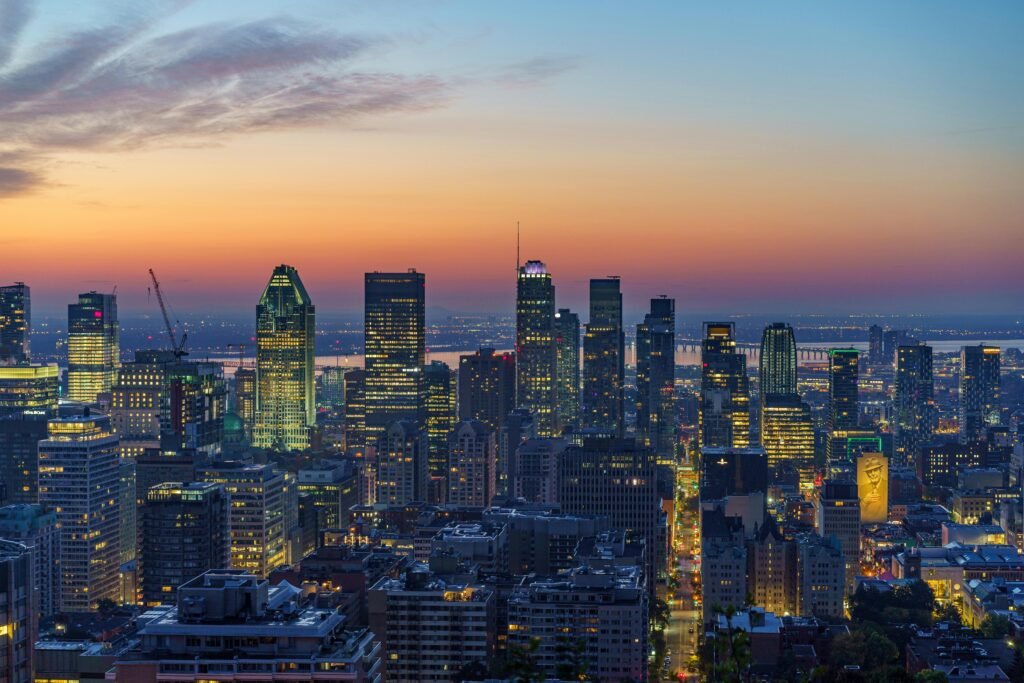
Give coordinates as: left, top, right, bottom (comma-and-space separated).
148, 268, 187, 358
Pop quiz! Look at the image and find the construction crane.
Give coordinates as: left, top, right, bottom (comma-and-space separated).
148, 268, 188, 359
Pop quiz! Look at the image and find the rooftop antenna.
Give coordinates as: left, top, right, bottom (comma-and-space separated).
516, 220, 520, 274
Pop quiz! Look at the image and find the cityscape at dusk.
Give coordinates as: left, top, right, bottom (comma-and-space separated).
2, 3, 1024, 683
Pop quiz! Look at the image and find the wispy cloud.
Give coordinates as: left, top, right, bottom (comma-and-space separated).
493, 55, 580, 88
0, 0, 450, 196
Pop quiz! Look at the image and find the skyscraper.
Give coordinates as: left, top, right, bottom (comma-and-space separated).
960, 345, 1001, 444
253, 265, 316, 452
375, 421, 429, 505
0, 504, 60, 618
448, 420, 496, 507
827, 349, 860, 464
67, 291, 119, 403
343, 369, 367, 453
0, 540, 35, 683
868, 324, 884, 365
582, 278, 625, 437
636, 297, 675, 456
141, 482, 229, 607
760, 395, 815, 487
364, 271, 426, 445
0, 283, 30, 363
0, 411, 49, 505
0, 364, 59, 417
828, 349, 859, 432
553, 308, 580, 429
515, 261, 557, 437
458, 348, 516, 434
38, 414, 121, 611
233, 367, 257, 436
894, 344, 934, 468
559, 437, 661, 587
700, 322, 750, 449
110, 351, 227, 459
759, 322, 797, 398
422, 361, 455, 479
197, 462, 286, 577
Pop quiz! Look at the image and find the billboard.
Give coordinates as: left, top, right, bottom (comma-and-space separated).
857, 452, 889, 524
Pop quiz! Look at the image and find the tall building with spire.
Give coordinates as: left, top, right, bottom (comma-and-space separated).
582, 278, 624, 437
515, 261, 557, 437
894, 344, 934, 468
960, 345, 1001, 444
253, 265, 315, 452
364, 271, 426, 446
553, 309, 580, 429
636, 297, 675, 456
759, 322, 797, 398
700, 322, 749, 449
0, 282, 30, 363
67, 291, 119, 403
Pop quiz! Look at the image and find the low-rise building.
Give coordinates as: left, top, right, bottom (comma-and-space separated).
109, 570, 381, 683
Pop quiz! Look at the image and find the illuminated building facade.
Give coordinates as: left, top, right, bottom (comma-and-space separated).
317, 365, 346, 409
422, 360, 454, 478
297, 460, 359, 529
140, 482, 229, 606
198, 462, 286, 577
233, 367, 256, 436
960, 345, 1001, 444
448, 420, 496, 507
67, 291, 120, 403
515, 260, 558, 437
826, 348, 859, 463
364, 271, 426, 446
375, 421, 429, 505
369, 563, 496, 683
110, 351, 227, 459
253, 265, 316, 452
38, 414, 121, 611
553, 308, 580, 428
857, 452, 889, 524
458, 347, 515, 434
0, 364, 58, 418
815, 480, 860, 593
636, 297, 675, 457
343, 369, 366, 453
0, 282, 30, 363
582, 278, 625, 437
700, 322, 750, 449
760, 395, 815, 486
759, 322, 797, 398
894, 344, 934, 468
0, 540, 35, 683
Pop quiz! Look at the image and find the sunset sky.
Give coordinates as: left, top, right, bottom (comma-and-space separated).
2, 1, 1022, 318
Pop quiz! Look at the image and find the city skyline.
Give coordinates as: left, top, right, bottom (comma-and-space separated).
2, 1, 1023, 315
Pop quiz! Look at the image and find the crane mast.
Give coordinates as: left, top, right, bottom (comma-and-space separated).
148, 268, 187, 358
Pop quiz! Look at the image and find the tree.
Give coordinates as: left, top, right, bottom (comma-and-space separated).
980, 614, 1012, 639
651, 597, 671, 631
830, 631, 867, 669
913, 671, 950, 683
554, 637, 590, 681
505, 637, 543, 683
